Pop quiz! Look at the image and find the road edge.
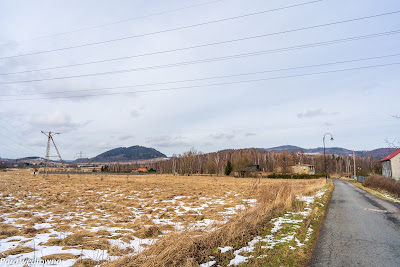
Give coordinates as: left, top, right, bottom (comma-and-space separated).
350, 181, 400, 205
306, 179, 335, 266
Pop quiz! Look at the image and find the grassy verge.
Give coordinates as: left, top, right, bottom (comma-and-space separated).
351, 182, 400, 204
228, 179, 334, 267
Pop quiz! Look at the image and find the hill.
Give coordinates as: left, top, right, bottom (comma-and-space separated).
263, 145, 303, 152
262, 145, 356, 155
360, 148, 397, 159
91, 145, 167, 162
262, 145, 394, 159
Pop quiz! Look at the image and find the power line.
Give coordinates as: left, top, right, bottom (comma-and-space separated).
1, 29, 399, 85
1, 52, 399, 97
77, 116, 396, 137
1, 62, 398, 101
0, 118, 43, 153
0, 124, 42, 154
0, 130, 41, 155
0, 137, 30, 158
1, 9, 398, 76
0, 0, 225, 46
0, 0, 325, 60
0, 144, 26, 159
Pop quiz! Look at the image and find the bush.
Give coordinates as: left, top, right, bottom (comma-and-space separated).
224, 161, 233, 176
363, 174, 400, 197
267, 173, 323, 179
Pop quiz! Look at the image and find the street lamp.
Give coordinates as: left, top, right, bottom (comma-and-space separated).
323, 133, 334, 180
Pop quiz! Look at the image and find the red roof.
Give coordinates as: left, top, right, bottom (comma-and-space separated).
380, 148, 400, 162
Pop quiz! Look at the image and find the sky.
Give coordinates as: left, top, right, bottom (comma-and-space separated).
0, 0, 400, 159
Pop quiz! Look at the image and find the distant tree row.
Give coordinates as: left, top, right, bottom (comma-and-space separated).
115, 148, 380, 176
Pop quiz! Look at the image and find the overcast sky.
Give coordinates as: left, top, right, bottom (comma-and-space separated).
0, 0, 399, 159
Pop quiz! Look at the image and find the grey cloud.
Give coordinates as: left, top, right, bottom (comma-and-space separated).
95, 142, 113, 150
31, 111, 91, 131
130, 109, 140, 118
209, 133, 235, 140
118, 134, 135, 141
297, 109, 338, 119
147, 135, 189, 148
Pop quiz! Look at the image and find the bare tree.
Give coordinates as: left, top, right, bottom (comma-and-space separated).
277, 151, 293, 174
386, 115, 400, 148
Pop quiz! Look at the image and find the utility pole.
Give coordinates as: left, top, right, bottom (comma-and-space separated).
346, 157, 350, 178
353, 150, 356, 181
323, 133, 334, 181
41, 131, 68, 178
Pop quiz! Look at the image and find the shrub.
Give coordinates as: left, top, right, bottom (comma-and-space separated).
267, 173, 323, 179
363, 174, 400, 197
224, 161, 233, 176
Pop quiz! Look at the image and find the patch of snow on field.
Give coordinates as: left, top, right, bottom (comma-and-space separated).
219, 246, 233, 253
242, 199, 257, 203
200, 260, 216, 267
0, 174, 261, 266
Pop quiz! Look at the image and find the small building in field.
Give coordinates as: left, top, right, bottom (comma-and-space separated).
380, 149, 400, 181
292, 164, 316, 175
240, 164, 262, 177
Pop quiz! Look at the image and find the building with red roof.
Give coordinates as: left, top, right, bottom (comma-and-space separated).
380, 148, 400, 181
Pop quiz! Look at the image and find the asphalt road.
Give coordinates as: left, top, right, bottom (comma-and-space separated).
310, 179, 400, 267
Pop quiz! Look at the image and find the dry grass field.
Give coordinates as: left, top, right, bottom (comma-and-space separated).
0, 169, 327, 266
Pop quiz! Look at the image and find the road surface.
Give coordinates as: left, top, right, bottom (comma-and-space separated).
310, 179, 400, 267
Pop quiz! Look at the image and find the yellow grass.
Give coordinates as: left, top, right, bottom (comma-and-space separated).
0, 169, 326, 265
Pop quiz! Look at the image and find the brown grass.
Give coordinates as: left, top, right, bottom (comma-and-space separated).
363, 174, 400, 196
41, 253, 79, 260
0, 169, 326, 265
108, 184, 297, 266
1, 246, 35, 256
0, 223, 18, 238
72, 258, 103, 267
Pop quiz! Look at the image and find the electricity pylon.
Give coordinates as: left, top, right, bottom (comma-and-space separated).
75, 151, 86, 160
41, 131, 68, 177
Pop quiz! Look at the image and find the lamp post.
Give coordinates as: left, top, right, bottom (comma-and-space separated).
323, 133, 334, 180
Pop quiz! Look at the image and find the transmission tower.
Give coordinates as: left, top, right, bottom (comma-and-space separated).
74, 151, 87, 160
41, 131, 68, 177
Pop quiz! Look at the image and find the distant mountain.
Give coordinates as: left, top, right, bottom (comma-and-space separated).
263, 145, 303, 152
16, 156, 41, 161
91, 145, 167, 162
360, 148, 397, 159
304, 147, 360, 155
261, 145, 394, 159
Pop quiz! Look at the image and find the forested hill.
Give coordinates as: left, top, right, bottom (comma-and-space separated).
91, 145, 167, 162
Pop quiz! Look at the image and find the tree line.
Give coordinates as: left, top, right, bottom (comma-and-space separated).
103, 148, 381, 176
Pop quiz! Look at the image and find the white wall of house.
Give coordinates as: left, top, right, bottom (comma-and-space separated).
391, 154, 400, 181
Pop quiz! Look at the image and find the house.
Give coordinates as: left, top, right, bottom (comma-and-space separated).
380, 149, 400, 181
240, 164, 262, 177
275, 164, 316, 175
292, 164, 316, 175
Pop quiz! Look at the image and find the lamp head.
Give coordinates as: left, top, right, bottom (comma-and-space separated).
331, 137, 334, 141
